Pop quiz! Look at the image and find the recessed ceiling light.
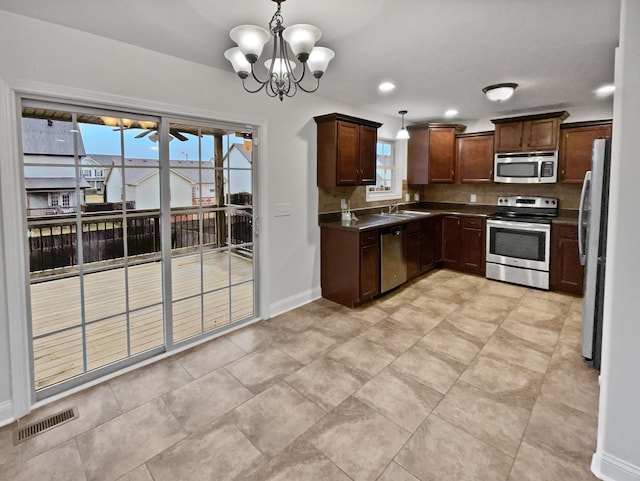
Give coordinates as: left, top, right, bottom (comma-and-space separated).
445, 109, 459, 118
378, 81, 396, 92
595, 84, 615, 97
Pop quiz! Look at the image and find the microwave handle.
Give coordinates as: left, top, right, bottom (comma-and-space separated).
577, 170, 591, 266
538, 160, 542, 182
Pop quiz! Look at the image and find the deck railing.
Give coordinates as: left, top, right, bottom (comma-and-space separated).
27, 207, 253, 273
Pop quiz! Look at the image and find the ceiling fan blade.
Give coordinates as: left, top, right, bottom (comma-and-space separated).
134, 130, 152, 139
170, 130, 189, 141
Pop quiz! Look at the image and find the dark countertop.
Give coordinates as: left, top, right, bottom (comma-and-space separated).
320, 203, 494, 232
319, 202, 579, 231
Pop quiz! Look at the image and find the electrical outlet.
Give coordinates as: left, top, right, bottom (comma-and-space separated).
470, 194, 477, 203
340, 199, 347, 210
405, 193, 410, 202
274, 203, 292, 217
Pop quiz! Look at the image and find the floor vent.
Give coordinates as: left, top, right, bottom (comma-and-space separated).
14, 407, 78, 444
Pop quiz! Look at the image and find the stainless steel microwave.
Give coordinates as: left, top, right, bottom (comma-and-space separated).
494, 151, 558, 183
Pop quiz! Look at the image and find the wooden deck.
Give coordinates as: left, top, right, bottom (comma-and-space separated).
30, 250, 254, 390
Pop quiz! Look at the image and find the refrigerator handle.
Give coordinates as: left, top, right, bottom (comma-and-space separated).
578, 170, 591, 266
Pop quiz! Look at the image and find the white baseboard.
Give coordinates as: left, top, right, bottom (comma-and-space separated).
592, 451, 640, 481
268, 287, 322, 318
0, 400, 15, 427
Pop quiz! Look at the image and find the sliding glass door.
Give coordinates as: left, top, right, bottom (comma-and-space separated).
21, 101, 257, 399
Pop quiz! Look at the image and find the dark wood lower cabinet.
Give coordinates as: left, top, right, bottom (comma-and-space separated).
551, 223, 584, 295
441, 216, 462, 269
460, 217, 485, 275
407, 218, 441, 279
406, 221, 422, 280
321, 227, 379, 307
441, 215, 485, 275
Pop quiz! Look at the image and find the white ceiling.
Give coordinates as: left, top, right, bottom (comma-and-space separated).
0, 0, 620, 125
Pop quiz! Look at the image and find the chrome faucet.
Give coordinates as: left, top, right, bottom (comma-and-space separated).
388, 203, 399, 214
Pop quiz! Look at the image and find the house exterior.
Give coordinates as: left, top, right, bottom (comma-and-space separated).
22, 118, 90, 216
102, 157, 216, 209
0, 4, 639, 480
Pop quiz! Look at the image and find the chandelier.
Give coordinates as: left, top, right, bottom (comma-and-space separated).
224, 0, 335, 101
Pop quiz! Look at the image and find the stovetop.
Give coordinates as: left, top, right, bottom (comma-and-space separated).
490, 195, 558, 223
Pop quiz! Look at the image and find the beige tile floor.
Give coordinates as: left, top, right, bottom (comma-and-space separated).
0, 269, 601, 481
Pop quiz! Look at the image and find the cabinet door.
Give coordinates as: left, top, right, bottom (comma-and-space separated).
360, 242, 380, 299
456, 134, 494, 183
359, 125, 378, 184
336, 121, 360, 185
495, 122, 524, 153
460, 217, 485, 275
550, 224, 584, 295
559, 123, 612, 183
406, 230, 422, 279
407, 126, 429, 184
441, 216, 461, 268
420, 219, 436, 273
525, 118, 559, 151
429, 127, 456, 183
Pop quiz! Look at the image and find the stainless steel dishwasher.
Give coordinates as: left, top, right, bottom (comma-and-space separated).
380, 224, 407, 293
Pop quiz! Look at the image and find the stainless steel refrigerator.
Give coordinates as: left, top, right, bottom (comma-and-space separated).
578, 137, 611, 370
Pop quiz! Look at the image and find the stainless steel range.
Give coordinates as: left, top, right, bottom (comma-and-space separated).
486, 196, 558, 290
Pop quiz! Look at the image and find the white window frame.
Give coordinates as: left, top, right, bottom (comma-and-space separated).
48, 193, 59, 207
366, 139, 402, 202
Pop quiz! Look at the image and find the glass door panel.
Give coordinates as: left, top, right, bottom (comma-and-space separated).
22, 101, 258, 399
22, 104, 165, 395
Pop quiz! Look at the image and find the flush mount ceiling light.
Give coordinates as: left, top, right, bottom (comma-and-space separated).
444, 109, 459, 118
396, 110, 410, 140
482, 83, 518, 102
224, 0, 335, 101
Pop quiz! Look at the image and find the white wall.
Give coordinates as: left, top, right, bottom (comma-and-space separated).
592, 1, 640, 480
0, 10, 398, 418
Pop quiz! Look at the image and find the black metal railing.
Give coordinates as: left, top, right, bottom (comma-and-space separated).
27, 207, 253, 273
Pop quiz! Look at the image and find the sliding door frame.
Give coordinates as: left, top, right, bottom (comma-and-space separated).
0, 79, 266, 419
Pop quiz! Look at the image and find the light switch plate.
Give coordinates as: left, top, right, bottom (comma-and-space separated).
275, 203, 292, 217
470, 194, 477, 203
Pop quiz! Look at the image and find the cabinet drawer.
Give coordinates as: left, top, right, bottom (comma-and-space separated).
462, 217, 483, 228
360, 230, 379, 246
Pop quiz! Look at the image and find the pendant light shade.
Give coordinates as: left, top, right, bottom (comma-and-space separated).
396, 110, 410, 140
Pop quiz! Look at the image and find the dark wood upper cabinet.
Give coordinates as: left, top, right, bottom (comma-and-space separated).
492, 111, 569, 153
456, 132, 494, 183
559, 120, 612, 183
407, 123, 465, 184
315, 113, 383, 188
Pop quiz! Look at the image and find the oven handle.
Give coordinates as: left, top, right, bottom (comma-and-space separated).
578, 170, 591, 266
486, 219, 551, 231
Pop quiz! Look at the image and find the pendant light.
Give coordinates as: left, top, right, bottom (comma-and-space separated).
396, 110, 410, 140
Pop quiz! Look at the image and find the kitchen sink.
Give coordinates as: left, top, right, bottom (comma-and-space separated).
377, 210, 431, 218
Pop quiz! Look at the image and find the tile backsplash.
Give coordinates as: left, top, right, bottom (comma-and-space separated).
318, 181, 582, 214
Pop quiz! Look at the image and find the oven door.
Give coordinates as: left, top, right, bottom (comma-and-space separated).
486, 219, 551, 271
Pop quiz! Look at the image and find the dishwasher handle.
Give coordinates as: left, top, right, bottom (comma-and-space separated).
380, 224, 406, 236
